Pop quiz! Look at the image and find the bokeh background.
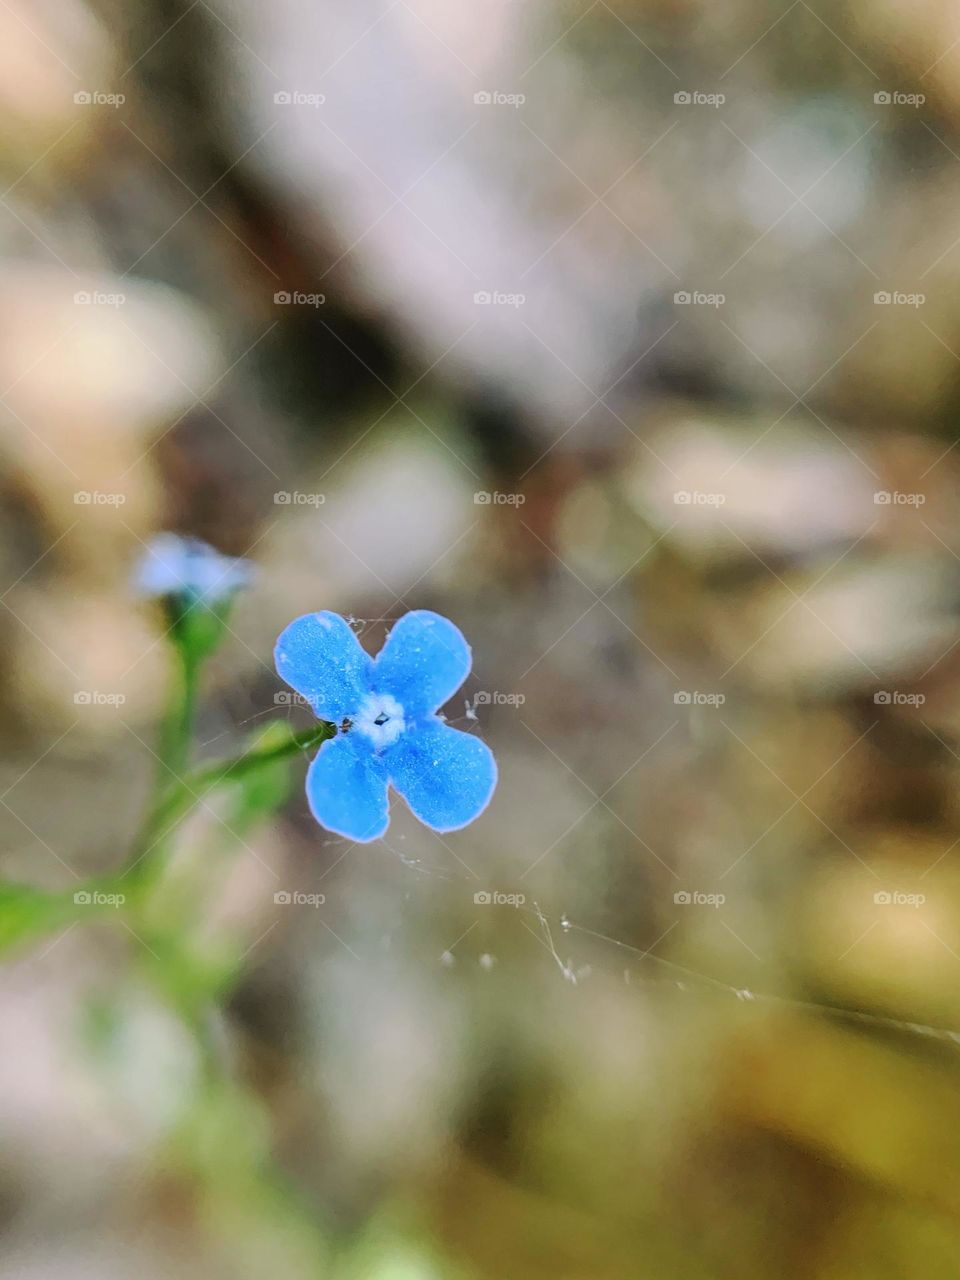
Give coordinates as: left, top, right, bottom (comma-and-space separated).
4, 0, 960, 1275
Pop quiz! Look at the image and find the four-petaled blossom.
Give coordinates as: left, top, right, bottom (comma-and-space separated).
274, 610, 497, 842
135, 533, 252, 605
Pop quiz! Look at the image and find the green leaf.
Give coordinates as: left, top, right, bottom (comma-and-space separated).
0, 882, 80, 953
224, 720, 297, 832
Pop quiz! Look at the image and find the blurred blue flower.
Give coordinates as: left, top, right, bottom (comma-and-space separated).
135, 534, 252, 606
275, 610, 497, 842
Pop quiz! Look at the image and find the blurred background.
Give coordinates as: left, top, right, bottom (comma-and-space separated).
4, 0, 960, 1275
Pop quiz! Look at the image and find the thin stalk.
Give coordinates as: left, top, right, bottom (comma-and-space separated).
122, 722, 334, 896
127, 644, 201, 897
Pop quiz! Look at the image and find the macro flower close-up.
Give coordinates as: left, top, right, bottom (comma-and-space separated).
7, 3, 960, 1276
274, 609, 497, 841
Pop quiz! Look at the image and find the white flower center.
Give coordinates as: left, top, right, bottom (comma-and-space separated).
352, 692, 406, 749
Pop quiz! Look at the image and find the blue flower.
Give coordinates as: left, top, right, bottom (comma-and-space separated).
274, 610, 497, 842
136, 534, 252, 606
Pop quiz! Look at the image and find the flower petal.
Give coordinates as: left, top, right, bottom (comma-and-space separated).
306, 733, 389, 842
274, 612, 372, 722
373, 611, 472, 715
388, 723, 497, 833
136, 534, 252, 604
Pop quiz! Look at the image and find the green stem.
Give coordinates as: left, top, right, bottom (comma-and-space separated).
127, 645, 201, 896
164, 645, 201, 788
122, 722, 334, 897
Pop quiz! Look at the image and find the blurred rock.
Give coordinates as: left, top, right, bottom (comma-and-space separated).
628, 411, 876, 561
